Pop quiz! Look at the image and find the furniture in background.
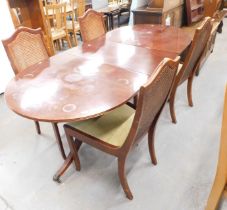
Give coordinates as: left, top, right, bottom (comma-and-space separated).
63, 57, 179, 199
169, 17, 212, 124
205, 86, 227, 210
65, 0, 84, 46
79, 9, 106, 42
132, 0, 184, 27
45, 2, 72, 52
3, 25, 191, 184
185, 0, 204, 25
6, 0, 92, 55
118, 0, 131, 26
2, 27, 66, 160
96, 4, 121, 30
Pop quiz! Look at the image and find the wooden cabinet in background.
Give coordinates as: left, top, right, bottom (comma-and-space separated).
185, 0, 204, 25
132, 0, 184, 27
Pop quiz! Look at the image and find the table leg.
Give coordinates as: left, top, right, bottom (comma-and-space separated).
52, 123, 66, 160
34, 121, 41, 134
53, 139, 82, 182
53, 153, 73, 183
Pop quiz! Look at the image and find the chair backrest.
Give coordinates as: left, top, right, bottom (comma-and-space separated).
179, 17, 212, 83
45, 3, 67, 31
2, 27, 49, 75
123, 57, 180, 149
79, 9, 106, 42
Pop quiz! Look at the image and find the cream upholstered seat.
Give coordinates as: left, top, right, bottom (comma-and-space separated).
66, 21, 80, 31
68, 105, 135, 147
51, 28, 67, 40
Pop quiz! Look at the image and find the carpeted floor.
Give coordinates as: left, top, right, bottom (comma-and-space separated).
1, 20, 227, 210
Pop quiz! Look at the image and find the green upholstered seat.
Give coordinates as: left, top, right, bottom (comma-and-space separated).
67, 105, 135, 147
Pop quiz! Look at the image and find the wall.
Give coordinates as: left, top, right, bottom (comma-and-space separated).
0, 0, 14, 93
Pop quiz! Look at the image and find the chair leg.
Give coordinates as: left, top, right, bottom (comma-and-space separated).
65, 128, 81, 171
205, 176, 226, 210
148, 123, 157, 165
65, 34, 72, 48
187, 76, 194, 107
34, 121, 41, 135
73, 32, 78, 46
169, 87, 177, 124
118, 157, 133, 200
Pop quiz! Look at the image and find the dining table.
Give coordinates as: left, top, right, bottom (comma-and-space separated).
4, 24, 191, 181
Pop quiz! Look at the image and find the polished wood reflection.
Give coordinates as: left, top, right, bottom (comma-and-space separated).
106, 24, 192, 54
4, 25, 191, 124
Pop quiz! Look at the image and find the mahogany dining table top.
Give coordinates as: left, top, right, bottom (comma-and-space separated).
4, 25, 191, 123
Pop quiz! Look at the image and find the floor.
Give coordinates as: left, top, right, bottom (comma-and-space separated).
1, 21, 227, 210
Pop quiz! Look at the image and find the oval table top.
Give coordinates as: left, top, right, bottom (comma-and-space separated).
4, 25, 191, 123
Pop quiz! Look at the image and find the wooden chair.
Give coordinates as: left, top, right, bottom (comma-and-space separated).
63, 57, 180, 199
66, 0, 85, 45
205, 86, 227, 210
2, 27, 66, 160
78, 9, 106, 42
45, 2, 72, 53
169, 17, 212, 123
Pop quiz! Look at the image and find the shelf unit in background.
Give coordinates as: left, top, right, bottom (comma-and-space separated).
186, 0, 204, 25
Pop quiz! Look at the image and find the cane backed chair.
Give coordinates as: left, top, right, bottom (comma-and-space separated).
205, 86, 227, 210
78, 9, 106, 42
45, 2, 72, 52
169, 17, 212, 123
2, 27, 66, 159
63, 57, 179, 199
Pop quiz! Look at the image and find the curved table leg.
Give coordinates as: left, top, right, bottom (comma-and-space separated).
53, 139, 82, 183
53, 153, 73, 183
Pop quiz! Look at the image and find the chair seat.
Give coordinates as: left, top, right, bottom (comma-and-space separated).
66, 20, 80, 31
67, 104, 135, 147
51, 28, 67, 40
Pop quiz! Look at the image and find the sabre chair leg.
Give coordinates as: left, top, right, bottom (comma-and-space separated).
148, 122, 158, 165
118, 157, 133, 200
65, 131, 81, 171
187, 76, 194, 107
169, 87, 177, 124
52, 123, 66, 160
34, 121, 41, 135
